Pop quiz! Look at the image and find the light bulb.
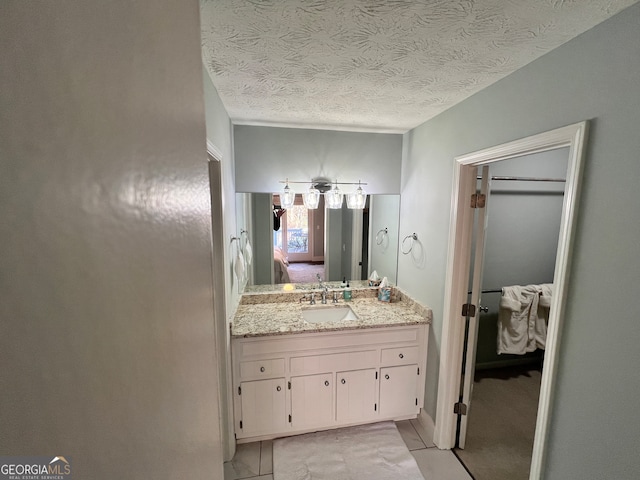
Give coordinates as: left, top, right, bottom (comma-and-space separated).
303, 186, 320, 209
347, 182, 366, 209
281, 179, 295, 209
326, 183, 343, 209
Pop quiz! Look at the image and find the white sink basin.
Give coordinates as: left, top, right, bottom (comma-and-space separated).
302, 305, 359, 323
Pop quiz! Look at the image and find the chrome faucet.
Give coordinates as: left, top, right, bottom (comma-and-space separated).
300, 292, 316, 305
316, 273, 324, 290
321, 285, 329, 304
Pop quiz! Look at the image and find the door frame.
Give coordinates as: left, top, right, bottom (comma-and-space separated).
207, 141, 235, 461
433, 121, 589, 479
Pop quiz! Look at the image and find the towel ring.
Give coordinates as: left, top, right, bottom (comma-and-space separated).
375, 228, 388, 245
230, 236, 240, 244
240, 229, 248, 237
401, 233, 418, 255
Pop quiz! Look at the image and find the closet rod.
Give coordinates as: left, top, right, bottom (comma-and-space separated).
467, 288, 503, 295
477, 175, 565, 182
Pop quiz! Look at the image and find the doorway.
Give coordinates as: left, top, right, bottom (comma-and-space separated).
433, 122, 589, 479
455, 149, 569, 479
276, 199, 313, 262
273, 194, 325, 283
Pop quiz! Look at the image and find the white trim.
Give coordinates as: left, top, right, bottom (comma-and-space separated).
207, 140, 223, 161
206, 144, 237, 462
416, 410, 436, 447
433, 122, 589, 480
231, 119, 407, 135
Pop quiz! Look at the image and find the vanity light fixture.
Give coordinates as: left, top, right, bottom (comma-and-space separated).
346, 181, 366, 209
277, 179, 367, 210
325, 182, 344, 209
280, 178, 295, 209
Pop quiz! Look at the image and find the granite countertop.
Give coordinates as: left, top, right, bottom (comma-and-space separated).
232, 286, 432, 338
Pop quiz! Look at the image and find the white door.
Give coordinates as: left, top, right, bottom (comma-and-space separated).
290, 373, 333, 429
379, 365, 419, 418
281, 200, 313, 262
336, 369, 377, 422
457, 166, 491, 448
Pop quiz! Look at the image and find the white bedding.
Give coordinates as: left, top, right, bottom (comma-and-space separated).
274, 247, 290, 283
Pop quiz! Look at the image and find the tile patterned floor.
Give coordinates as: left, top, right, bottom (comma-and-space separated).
223, 420, 471, 480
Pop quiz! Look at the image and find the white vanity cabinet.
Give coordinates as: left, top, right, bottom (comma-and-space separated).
336, 368, 377, 422
290, 373, 334, 429
238, 377, 287, 437
379, 365, 421, 418
232, 324, 428, 442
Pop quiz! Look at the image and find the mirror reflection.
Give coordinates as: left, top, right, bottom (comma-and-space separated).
235, 193, 400, 291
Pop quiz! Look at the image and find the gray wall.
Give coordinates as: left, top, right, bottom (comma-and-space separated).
234, 125, 403, 194
312, 197, 326, 259
341, 208, 355, 282
0, 2, 223, 479
400, 4, 640, 478
369, 195, 401, 284
252, 194, 275, 285
325, 208, 344, 282
203, 71, 238, 313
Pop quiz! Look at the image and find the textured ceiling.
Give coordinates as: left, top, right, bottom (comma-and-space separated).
201, 0, 636, 133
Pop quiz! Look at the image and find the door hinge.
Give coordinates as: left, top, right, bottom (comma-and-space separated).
288, 381, 291, 390
471, 193, 486, 208
239, 420, 243, 429
454, 402, 468, 415
375, 371, 378, 380
462, 303, 476, 317
416, 398, 418, 406
417, 367, 420, 375
374, 403, 377, 411
238, 386, 241, 395
288, 414, 292, 423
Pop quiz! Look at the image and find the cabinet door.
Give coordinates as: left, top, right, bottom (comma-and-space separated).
240, 378, 287, 436
379, 365, 420, 418
290, 373, 334, 429
336, 368, 377, 422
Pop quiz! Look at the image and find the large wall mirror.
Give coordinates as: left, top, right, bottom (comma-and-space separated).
235, 193, 400, 291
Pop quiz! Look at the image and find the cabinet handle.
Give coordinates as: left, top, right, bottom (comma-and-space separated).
324, 381, 329, 386
276, 385, 281, 392
341, 379, 346, 384
399, 353, 404, 359
385, 374, 390, 380
260, 366, 265, 372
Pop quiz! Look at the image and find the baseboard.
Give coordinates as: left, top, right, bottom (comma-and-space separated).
415, 410, 436, 448
475, 357, 542, 371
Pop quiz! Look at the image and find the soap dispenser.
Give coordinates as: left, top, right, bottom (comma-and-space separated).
343, 281, 352, 301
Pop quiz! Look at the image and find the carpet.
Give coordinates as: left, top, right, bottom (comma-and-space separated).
287, 262, 325, 284
273, 421, 425, 480
454, 364, 542, 480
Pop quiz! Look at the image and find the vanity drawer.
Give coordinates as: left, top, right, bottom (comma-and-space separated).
290, 350, 377, 375
381, 346, 419, 366
240, 358, 285, 379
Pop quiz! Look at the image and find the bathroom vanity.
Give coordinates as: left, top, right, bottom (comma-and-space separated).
231, 286, 431, 443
